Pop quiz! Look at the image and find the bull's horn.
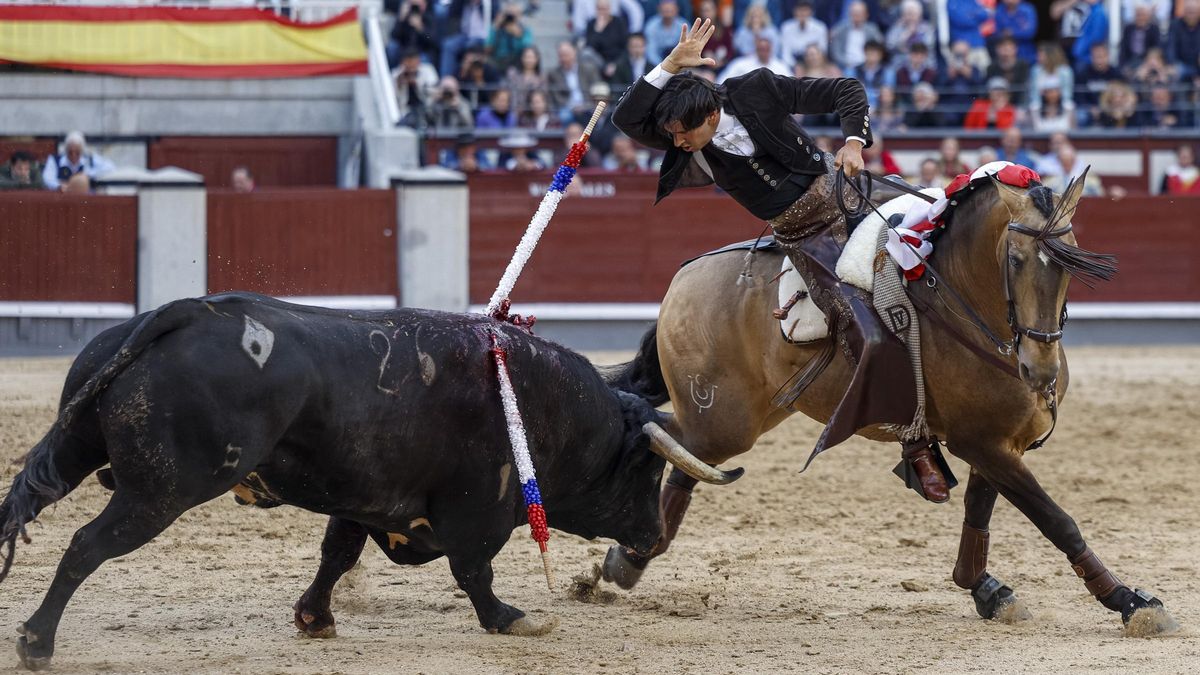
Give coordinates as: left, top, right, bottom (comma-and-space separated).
642, 422, 744, 485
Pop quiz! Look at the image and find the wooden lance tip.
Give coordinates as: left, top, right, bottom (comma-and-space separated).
580, 101, 607, 141
540, 548, 556, 590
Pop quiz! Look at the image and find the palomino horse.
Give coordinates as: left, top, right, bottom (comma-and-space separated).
604, 171, 1178, 633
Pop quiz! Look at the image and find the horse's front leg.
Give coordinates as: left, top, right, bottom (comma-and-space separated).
963, 447, 1178, 634
953, 469, 1031, 622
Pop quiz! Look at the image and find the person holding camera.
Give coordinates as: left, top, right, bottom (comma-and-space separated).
387, 0, 437, 68
395, 49, 440, 127
42, 131, 113, 192
428, 76, 476, 131
487, 2, 534, 72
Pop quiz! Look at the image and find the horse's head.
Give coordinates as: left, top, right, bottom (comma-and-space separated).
991, 168, 1117, 396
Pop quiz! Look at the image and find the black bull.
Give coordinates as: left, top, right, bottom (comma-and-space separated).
0, 292, 740, 670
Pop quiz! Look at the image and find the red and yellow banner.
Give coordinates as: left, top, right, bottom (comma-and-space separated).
0, 5, 367, 78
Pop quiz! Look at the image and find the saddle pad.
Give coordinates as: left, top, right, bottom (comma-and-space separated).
836, 189, 945, 291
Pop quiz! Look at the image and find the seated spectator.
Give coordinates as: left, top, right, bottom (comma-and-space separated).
893, 42, 937, 102
947, 0, 992, 66
987, 36, 1032, 105
506, 46, 547, 107
231, 166, 255, 192
1144, 84, 1193, 128
1166, 0, 1200, 77
1132, 47, 1179, 88
645, 0, 689, 61
547, 42, 602, 120
851, 41, 894, 108
994, 0, 1038, 64
0, 151, 44, 191
488, 3, 534, 73
697, 0, 735, 68
428, 76, 476, 130
1070, 0, 1109, 68
1028, 75, 1076, 132
387, 0, 437, 68
573, 0, 646, 36
976, 145, 1000, 166
830, 1, 883, 69
518, 89, 560, 130
42, 131, 114, 191
1030, 42, 1074, 111
909, 157, 944, 187
441, 0, 491, 81
903, 81, 948, 128
938, 39, 985, 122
1077, 42, 1124, 121
610, 33, 652, 87
780, 1, 828, 66
1042, 143, 1117, 197
499, 132, 546, 171
803, 42, 844, 78
964, 77, 1017, 129
604, 134, 649, 170
734, 3, 781, 58
720, 34, 790, 80
863, 132, 902, 175
458, 46, 502, 110
872, 85, 905, 133
1160, 144, 1200, 194
996, 126, 1038, 167
1121, 2, 1161, 69
395, 49, 440, 126
476, 89, 518, 128
884, 0, 934, 59
1034, 131, 1077, 176
939, 136, 971, 178
442, 132, 483, 172
586, 0, 630, 69
1097, 80, 1142, 127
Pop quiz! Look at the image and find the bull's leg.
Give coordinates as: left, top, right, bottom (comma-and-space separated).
446, 551, 554, 637
602, 468, 698, 589
967, 449, 1177, 633
293, 517, 368, 639
953, 470, 1029, 621
16, 492, 181, 670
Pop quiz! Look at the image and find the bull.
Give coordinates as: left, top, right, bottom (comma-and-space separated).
0, 292, 741, 670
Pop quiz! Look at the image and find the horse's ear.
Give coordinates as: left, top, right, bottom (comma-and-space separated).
1058, 165, 1090, 220
991, 176, 1028, 216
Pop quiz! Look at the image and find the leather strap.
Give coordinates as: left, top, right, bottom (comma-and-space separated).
1070, 546, 1123, 600
953, 522, 990, 589
907, 289, 1021, 379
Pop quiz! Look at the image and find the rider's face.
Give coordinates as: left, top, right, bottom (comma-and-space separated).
664, 110, 720, 153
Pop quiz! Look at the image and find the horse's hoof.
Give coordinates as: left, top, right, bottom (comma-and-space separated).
498, 615, 559, 637
293, 609, 337, 639
971, 573, 1030, 623
1122, 590, 1179, 637
16, 637, 51, 671
601, 545, 648, 590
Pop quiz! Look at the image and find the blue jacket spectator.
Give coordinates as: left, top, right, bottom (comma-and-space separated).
475, 89, 518, 128
938, 39, 985, 111
1070, 0, 1108, 68
947, 0, 989, 50
850, 40, 894, 108
993, 0, 1038, 64
643, 0, 689, 61
1166, 2, 1200, 77
42, 131, 115, 191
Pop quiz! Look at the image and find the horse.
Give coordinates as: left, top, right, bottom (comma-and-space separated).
603, 169, 1178, 634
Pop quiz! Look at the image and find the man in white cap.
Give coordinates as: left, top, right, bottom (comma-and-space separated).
42, 131, 114, 191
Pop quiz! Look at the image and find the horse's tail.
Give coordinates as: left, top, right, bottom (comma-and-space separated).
0, 298, 199, 584
603, 324, 670, 407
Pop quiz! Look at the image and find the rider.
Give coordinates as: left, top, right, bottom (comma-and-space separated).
612, 19, 950, 503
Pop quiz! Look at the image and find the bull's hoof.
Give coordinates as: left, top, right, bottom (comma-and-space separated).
601, 545, 649, 590
16, 637, 51, 671
293, 608, 337, 639
1121, 590, 1178, 637
971, 574, 1031, 623
497, 615, 559, 637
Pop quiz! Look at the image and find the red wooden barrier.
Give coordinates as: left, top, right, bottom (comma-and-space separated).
207, 188, 397, 297
0, 192, 136, 302
467, 173, 1200, 303
149, 137, 338, 188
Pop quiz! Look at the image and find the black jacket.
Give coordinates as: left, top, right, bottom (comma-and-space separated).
611, 68, 872, 204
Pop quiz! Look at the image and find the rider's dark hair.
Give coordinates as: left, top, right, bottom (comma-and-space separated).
653, 72, 724, 132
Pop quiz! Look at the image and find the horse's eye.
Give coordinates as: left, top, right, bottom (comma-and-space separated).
1009, 254, 1023, 269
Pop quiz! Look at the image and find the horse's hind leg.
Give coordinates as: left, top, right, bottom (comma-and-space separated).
953, 470, 1030, 622
293, 517, 369, 639
966, 448, 1177, 633
16, 490, 186, 670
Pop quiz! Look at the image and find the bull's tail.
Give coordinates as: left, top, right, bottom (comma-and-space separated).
0, 298, 199, 583
603, 325, 670, 407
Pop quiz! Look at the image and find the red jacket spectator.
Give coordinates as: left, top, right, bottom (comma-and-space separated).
964, 77, 1018, 129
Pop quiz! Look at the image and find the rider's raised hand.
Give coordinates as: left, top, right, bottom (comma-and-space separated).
662, 18, 717, 74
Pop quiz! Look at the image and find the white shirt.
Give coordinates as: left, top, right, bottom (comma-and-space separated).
718, 55, 791, 83
643, 65, 865, 158
42, 150, 115, 190
780, 17, 829, 66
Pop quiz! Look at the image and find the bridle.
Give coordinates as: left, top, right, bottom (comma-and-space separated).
1004, 221, 1072, 347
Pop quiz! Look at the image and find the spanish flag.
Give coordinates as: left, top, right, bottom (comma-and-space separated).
0, 5, 367, 78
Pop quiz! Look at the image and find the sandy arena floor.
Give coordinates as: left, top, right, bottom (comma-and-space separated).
0, 348, 1198, 674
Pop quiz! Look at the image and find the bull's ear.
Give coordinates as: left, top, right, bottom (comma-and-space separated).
1057, 165, 1089, 222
